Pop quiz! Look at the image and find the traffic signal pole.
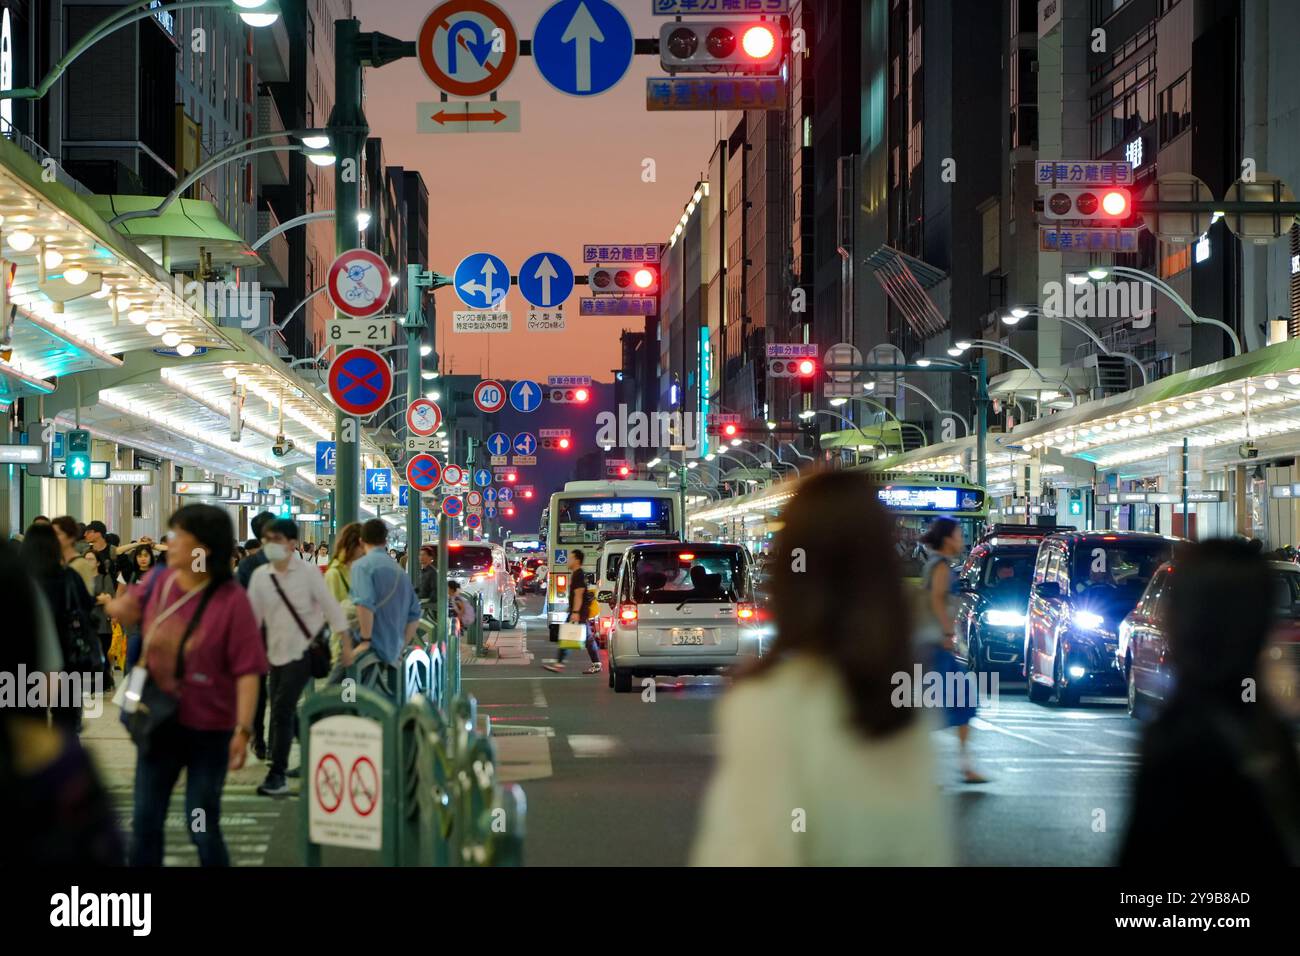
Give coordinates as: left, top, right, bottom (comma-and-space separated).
330, 20, 416, 531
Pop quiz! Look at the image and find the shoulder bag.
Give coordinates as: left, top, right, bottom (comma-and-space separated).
123, 578, 215, 756
269, 573, 332, 679
62, 572, 105, 674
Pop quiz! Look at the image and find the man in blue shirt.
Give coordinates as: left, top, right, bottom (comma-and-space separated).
343, 520, 422, 686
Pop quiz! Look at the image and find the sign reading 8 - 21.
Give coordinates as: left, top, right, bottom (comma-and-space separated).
326, 319, 394, 347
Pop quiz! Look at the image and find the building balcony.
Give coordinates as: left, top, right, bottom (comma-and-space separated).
253, 15, 290, 84
255, 208, 290, 289
257, 95, 290, 186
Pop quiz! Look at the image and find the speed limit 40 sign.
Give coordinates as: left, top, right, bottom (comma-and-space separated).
326, 319, 394, 347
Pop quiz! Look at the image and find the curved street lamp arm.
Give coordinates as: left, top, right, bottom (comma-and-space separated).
252, 210, 336, 251
898, 382, 971, 435
968, 339, 1077, 405
1106, 266, 1242, 356
111, 141, 306, 227
1023, 307, 1150, 386
782, 442, 814, 462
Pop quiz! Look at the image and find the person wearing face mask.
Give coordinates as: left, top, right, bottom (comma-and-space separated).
237, 511, 278, 759
246, 520, 347, 796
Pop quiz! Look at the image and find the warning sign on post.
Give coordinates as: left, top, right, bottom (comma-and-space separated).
308, 714, 384, 850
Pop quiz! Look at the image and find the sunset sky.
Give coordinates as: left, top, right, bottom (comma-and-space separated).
351, 0, 722, 384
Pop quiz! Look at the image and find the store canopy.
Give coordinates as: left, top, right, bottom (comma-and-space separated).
86, 196, 263, 271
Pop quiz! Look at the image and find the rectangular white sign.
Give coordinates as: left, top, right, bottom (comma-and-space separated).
766, 343, 819, 359
327, 319, 394, 347
0, 444, 43, 464
406, 436, 440, 452
308, 714, 384, 850
453, 311, 511, 333
106, 469, 154, 486
527, 310, 565, 332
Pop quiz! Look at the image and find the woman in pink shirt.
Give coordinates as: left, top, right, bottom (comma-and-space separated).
107, 504, 268, 867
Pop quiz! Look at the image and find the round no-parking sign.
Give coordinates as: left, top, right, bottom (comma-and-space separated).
328, 248, 392, 319
328, 347, 393, 417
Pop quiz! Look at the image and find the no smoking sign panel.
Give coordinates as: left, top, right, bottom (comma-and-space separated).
308, 714, 384, 851
328, 248, 392, 319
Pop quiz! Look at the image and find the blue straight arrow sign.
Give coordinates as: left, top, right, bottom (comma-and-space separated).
486, 431, 510, 457
509, 380, 542, 413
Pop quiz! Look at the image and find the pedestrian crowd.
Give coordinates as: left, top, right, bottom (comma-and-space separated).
2, 507, 422, 866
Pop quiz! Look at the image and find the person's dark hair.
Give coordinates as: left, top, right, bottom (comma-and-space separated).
50, 515, 79, 543
104, 533, 121, 548
360, 518, 388, 546
447, 580, 460, 592
266, 518, 299, 542
244, 538, 260, 551
32, 515, 49, 525
1166, 539, 1275, 695
751, 470, 914, 739
85, 520, 107, 537
169, 504, 236, 588
571, 548, 584, 564
919, 517, 960, 550
250, 510, 276, 539
19, 523, 64, 579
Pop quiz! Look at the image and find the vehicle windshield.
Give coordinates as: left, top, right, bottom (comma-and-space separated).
555, 497, 674, 545
1071, 540, 1172, 598
628, 548, 746, 604
976, 549, 1036, 600
448, 546, 493, 575
603, 553, 623, 582
1272, 570, 1300, 619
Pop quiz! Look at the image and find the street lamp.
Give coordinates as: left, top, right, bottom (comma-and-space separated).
1, 2, 281, 102
109, 128, 333, 227
897, 381, 970, 436
1070, 265, 1242, 356
649, 457, 691, 541
951, 339, 1078, 407
1001, 305, 1149, 385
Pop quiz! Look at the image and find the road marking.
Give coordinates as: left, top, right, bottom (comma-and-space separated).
1102, 728, 1141, 739
532, 679, 548, 708
567, 734, 626, 758
968, 716, 1054, 749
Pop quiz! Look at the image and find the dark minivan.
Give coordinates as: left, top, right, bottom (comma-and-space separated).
1025, 531, 1177, 706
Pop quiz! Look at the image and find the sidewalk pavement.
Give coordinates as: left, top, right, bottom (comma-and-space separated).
461, 627, 532, 666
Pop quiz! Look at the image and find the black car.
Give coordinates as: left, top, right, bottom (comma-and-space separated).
1025, 531, 1177, 706
955, 536, 1042, 675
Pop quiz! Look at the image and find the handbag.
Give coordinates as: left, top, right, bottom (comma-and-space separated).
63, 573, 105, 674
269, 573, 331, 679
558, 623, 588, 649
125, 580, 215, 756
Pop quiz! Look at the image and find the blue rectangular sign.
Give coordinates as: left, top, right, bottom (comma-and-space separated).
316, 441, 336, 476
398, 485, 409, 507
365, 468, 392, 495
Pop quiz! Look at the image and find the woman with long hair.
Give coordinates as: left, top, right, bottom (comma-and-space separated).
691, 470, 951, 865
917, 516, 986, 783
20, 524, 97, 732
324, 523, 364, 667
105, 504, 267, 867
0, 541, 124, 865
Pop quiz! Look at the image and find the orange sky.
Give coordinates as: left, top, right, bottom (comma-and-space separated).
351, 0, 722, 384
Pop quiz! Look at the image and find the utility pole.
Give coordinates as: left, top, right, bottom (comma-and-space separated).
330, 20, 416, 530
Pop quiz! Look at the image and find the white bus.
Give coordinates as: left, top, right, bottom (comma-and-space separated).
545, 480, 681, 640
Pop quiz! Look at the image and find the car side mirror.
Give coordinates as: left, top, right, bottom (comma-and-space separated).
1034, 581, 1061, 600
598, 590, 614, 604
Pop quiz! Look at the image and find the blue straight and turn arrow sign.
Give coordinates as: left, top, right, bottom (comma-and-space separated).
513, 432, 537, 456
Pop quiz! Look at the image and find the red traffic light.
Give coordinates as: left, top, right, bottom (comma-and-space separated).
505, 472, 517, 482
797, 359, 816, 376
574, 388, 589, 403
741, 24, 777, 59
1101, 188, 1130, 217
523, 489, 534, 498
722, 423, 738, 437
559, 437, 571, 449
618, 465, 631, 477
503, 507, 515, 517
632, 267, 655, 290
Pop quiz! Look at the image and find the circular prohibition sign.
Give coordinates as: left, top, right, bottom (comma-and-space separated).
315, 754, 344, 814
418, 0, 519, 99
348, 756, 379, 817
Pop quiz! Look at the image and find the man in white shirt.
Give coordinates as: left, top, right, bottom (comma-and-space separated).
247, 519, 348, 796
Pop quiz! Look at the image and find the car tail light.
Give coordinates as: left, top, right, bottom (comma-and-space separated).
619, 603, 638, 623
521, 569, 533, 578
737, 602, 756, 621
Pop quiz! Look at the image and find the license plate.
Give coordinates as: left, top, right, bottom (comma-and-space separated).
671, 629, 704, 646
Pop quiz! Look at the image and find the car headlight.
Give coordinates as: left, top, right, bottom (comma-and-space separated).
982, 609, 1026, 628
1072, 610, 1105, 631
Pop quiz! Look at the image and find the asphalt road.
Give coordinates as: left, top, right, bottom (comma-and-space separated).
469, 595, 1144, 866
106, 593, 1152, 866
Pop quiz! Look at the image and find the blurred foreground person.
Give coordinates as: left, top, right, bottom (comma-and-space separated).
692, 470, 951, 866
1121, 539, 1300, 865
917, 517, 986, 783
0, 542, 123, 866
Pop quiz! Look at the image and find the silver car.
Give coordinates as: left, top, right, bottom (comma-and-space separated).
607, 542, 761, 693
447, 540, 519, 630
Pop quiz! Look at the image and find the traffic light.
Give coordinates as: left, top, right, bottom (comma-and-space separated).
659, 20, 783, 73
796, 357, 817, 394
548, 386, 590, 404
1041, 187, 1132, 221
503, 472, 517, 483
587, 265, 658, 296
541, 436, 572, 450
66, 428, 91, 480
768, 356, 818, 379
503, 506, 516, 518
